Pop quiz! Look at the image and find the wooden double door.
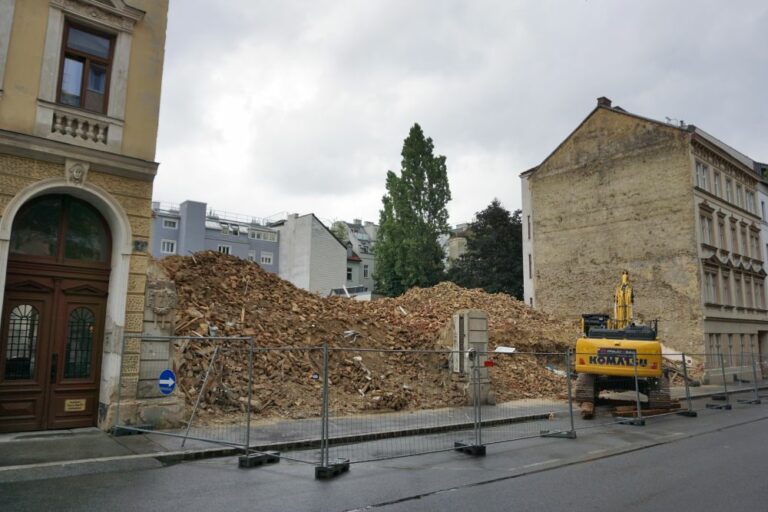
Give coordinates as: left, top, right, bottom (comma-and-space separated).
0, 267, 108, 432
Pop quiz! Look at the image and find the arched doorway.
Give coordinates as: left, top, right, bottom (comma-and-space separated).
0, 194, 111, 431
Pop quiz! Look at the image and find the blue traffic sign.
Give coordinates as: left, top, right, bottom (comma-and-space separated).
158, 369, 176, 395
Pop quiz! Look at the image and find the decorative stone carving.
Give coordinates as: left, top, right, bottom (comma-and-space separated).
51, 0, 143, 33
65, 159, 90, 185
52, 111, 109, 145
147, 284, 177, 316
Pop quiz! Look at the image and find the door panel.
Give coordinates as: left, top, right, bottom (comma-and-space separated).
46, 296, 105, 429
0, 295, 52, 432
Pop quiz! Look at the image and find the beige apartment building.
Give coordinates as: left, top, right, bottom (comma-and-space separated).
521, 98, 767, 376
0, 0, 168, 432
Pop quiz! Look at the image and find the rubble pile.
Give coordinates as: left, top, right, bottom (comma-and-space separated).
160, 252, 578, 420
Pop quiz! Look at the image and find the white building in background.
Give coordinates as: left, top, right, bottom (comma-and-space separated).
271, 213, 347, 296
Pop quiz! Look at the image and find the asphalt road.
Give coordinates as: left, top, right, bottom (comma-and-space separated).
1, 401, 766, 512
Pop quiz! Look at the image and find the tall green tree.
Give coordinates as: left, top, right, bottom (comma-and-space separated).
374, 123, 451, 296
447, 199, 523, 298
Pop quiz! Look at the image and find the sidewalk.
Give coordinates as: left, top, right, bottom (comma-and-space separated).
1, 381, 764, 480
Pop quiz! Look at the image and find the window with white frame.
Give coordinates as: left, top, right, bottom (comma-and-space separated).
363, 264, 369, 278
218, 245, 231, 255
231, 225, 240, 236
260, 252, 273, 265
346, 267, 352, 280
695, 161, 709, 191
249, 230, 261, 240
247, 250, 257, 262
746, 191, 756, 214
162, 218, 178, 229
700, 215, 713, 245
221, 223, 229, 235
704, 269, 718, 303
160, 239, 176, 254
713, 172, 722, 197
725, 178, 733, 202
736, 184, 744, 208
721, 271, 731, 305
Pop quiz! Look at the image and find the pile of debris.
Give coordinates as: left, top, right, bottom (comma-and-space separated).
160, 252, 578, 420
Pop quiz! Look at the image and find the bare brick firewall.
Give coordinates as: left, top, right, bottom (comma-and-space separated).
530, 108, 704, 353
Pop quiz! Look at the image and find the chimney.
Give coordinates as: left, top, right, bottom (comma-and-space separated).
597, 96, 612, 108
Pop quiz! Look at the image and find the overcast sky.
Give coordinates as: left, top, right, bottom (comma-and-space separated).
153, 1, 768, 227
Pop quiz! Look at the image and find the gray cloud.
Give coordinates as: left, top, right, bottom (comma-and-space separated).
154, 0, 768, 225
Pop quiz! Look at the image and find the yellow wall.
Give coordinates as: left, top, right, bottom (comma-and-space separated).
0, 0, 169, 162
0, 0, 48, 133
121, 0, 169, 161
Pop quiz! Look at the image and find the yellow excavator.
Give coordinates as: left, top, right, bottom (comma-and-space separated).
574, 271, 670, 418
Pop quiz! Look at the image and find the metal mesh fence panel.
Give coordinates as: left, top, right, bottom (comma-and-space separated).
115, 335, 252, 450
245, 346, 325, 465
481, 351, 574, 443
325, 348, 478, 464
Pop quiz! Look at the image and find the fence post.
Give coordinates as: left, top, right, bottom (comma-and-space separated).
707, 352, 732, 410
541, 350, 577, 438
621, 352, 645, 426
238, 338, 280, 468
315, 343, 350, 479
676, 352, 697, 417
454, 349, 486, 455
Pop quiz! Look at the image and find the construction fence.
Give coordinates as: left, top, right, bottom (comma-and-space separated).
113, 335, 768, 478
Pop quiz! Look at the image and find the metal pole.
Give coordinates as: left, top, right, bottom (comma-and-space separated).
245, 338, 254, 455
719, 352, 730, 407
182, 345, 220, 448
633, 353, 644, 424
681, 353, 693, 412
321, 341, 330, 468
751, 351, 761, 403
474, 363, 482, 447
565, 349, 576, 434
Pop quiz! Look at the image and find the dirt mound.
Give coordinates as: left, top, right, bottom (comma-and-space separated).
160, 252, 578, 420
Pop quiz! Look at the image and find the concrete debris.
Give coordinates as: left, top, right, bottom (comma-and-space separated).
160, 252, 578, 421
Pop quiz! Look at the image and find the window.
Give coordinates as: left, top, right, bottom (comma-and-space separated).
713, 172, 722, 197
162, 218, 178, 229
741, 227, 748, 255
695, 161, 709, 190
4, 305, 40, 380
527, 215, 531, 240
346, 267, 352, 280
363, 264, 369, 278
58, 23, 114, 114
249, 230, 261, 240
757, 282, 765, 309
762, 201, 766, 221
247, 250, 256, 262
736, 184, 744, 208
231, 225, 240, 236
265, 232, 277, 242
731, 223, 738, 253
700, 216, 713, 245
64, 307, 95, 378
10, 194, 109, 264
725, 179, 733, 203
721, 272, 731, 305
746, 191, 756, 214
160, 239, 176, 254
260, 252, 273, 265
217, 245, 231, 255
744, 277, 754, 308
704, 270, 718, 303
718, 219, 726, 249
734, 273, 743, 307
750, 233, 759, 259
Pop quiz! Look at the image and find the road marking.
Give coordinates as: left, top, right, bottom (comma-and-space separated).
588, 448, 608, 455
520, 458, 560, 469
